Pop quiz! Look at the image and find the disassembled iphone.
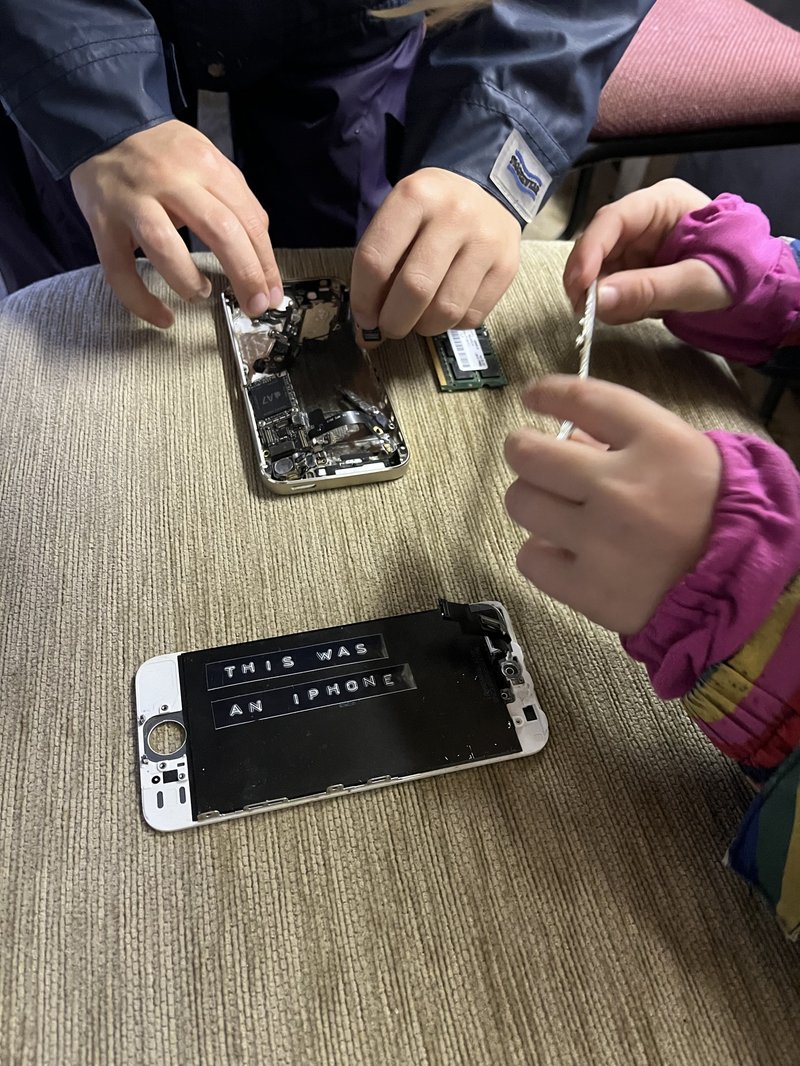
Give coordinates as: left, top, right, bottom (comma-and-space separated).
427, 325, 507, 392
135, 599, 548, 832
222, 278, 409, 493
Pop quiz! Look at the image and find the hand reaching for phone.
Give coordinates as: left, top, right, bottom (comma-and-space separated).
563, 178, 731, 325
504, 375, 722, 635
349, 167, 521, 343
71, 120, 283, 328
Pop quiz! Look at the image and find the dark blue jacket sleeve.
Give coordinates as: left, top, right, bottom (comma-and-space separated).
0, 0, 653, 195
399, 0, 656, 224
0, 0, 173, 179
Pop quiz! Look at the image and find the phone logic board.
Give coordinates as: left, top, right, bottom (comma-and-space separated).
427, 326, 507, 392
222, 280, 409, 492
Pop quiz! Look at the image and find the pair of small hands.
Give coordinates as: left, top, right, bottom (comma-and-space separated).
70, 119, 521, 338
506, 179, 731, 634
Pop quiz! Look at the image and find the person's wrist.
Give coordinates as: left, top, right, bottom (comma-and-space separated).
622, 432, 800, 698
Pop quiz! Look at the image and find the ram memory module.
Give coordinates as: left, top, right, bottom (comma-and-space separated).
427, 326, 507, 392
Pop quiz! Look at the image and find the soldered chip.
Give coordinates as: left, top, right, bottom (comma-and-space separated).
427, 326, 507, 392
248, 376, 293, 420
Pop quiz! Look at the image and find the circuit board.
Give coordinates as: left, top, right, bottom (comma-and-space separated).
427, 326, 507, 392
222, 279, 409, 492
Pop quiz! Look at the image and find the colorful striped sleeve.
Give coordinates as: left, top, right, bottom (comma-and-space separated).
683, 574, 800, 770
682, 573, 800, 937
621, 431, 800, 935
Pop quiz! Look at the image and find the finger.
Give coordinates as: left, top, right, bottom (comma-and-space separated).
414, 245, 491, 336
505, 480, 584, 553
453, 253, 519, 331
521, 374, 681, 451
201, 166, 283, 306
517, 538, 639, 632
175, 188, 275, 317
93, 220, 174, 328
596, 260, 731, 324
350, 195, 425, 336
503, 425, 598, 501
563, 205, 637, 308
515, 538, 578, 604
563, 187, 676, 310
570, 427, 610, 451
564, 180, 713, 311
374, 222, 464, 339
132, 203, 212, 302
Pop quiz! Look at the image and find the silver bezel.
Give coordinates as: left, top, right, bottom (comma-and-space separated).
221, 280, 410, 494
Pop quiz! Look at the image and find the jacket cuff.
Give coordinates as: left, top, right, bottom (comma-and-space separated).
400, 86, 561, 226
397, 0, 654, 224
655, 194, 800, 364
3, 36, 173, 178
621, 431, 800, 699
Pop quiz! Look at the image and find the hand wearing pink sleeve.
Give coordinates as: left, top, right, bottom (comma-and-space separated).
564, 179, 800, 363
504, 377, 800, 690
655, 194, 800, 363
622, 431, 800, 698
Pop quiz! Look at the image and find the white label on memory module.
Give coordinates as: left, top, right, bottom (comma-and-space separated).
447, 330, 487, 372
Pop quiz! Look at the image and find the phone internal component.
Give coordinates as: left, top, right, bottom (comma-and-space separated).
223, 279, 408, 489
427, 325, 507, 392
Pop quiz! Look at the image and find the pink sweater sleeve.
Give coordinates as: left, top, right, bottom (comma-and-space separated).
622, 431, 800, 699
621, 430, 800, 940
655, 194, 800, 364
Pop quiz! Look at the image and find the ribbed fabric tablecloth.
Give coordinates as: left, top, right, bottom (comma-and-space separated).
2, 244, 798, 1066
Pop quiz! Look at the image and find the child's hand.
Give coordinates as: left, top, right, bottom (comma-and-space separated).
71, 120, 283, 328
349, 167, 521, 343
564, 178, 731, 325
504, 375, 722, 635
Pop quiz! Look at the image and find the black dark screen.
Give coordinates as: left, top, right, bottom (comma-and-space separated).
178, 608, 522, 817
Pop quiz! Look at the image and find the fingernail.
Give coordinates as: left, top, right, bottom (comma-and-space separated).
191, 281, 212, 304
360, 326, 382, 342
564, 268, 579, 288
269, 286, 284, 309
248, 292, 269, 316
597, 284, 619, 312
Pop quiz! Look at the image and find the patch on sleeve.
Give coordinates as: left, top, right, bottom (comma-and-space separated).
489, 130, 552, 223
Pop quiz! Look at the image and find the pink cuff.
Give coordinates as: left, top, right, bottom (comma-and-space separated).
622, 432, 800, 699
655, 194, 800, 364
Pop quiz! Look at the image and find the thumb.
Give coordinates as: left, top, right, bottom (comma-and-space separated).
597, 259, 731, 324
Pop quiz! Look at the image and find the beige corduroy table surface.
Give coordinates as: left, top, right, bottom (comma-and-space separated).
1, 243, 798, 1066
